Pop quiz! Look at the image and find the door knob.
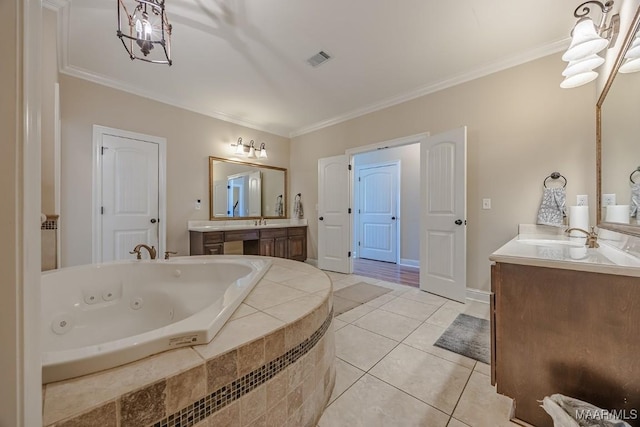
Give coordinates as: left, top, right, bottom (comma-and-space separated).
391, 216, 396, 220
454, 219, 463, 225
150, 218, 157, 224
319, 216, 324, 221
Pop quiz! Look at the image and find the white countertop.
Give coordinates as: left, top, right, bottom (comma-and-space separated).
188, 219, 308, 232
490, 233, 640, 277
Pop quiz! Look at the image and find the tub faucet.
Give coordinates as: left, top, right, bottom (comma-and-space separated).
565, 227, 599, 248
129, 244, 157, 260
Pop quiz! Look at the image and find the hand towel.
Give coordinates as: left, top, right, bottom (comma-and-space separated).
275, 195, 284, 217
294, 194, 304, 219
536, 187, 566, 227
630, 182, 640, 218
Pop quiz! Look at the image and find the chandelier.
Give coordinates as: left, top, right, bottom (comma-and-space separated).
117, 0, 172, 65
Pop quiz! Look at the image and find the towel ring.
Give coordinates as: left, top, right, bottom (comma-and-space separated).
543, 172, 567, 188
630, 167, 640, 184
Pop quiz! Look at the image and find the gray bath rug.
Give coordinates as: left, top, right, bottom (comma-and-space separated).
434, 313, 490, 364
333, 282, 392, 316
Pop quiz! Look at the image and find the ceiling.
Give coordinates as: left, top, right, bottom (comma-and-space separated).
53, 0, 579, 137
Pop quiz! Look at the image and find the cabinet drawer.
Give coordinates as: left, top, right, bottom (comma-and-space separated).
260, 228, 287, 239
203, 232, 224, 244
225, 229, 259, 241
287, 227, 307, 237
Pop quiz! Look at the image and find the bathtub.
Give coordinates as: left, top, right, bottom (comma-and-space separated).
41, 255, 271, 384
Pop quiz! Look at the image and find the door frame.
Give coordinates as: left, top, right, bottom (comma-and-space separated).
354, 160, 401, 264
91, 125, 167, 263
346, 133, 428, 268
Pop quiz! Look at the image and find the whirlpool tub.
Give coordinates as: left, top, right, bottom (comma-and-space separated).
41, 255, 271, 383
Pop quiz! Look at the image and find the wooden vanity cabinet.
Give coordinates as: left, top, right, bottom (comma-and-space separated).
189, 231, 224, 255
491, 262, 640, 427
285, 227, 307, 261
259, 228, 287, 258
190, 226, 307, 261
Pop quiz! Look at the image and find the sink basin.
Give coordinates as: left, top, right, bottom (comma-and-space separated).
516, 239, 585, 247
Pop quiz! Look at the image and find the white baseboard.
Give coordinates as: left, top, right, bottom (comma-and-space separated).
466, 288, 490, 304
305, 259, 318, 267
399, 258, 419, 268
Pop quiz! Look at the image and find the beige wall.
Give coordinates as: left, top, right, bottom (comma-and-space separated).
41, 8, 57, 214
59, 75, 290, 266
290, 53, 597, 292
353, 144, 421, 262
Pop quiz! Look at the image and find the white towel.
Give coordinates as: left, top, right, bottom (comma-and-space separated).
630, 182, 640, 218
541, 394, 631, 427
537, 187, 566, 227
294, 194, 304, 219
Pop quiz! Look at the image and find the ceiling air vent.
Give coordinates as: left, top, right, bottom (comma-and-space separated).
307, 51, 332, 67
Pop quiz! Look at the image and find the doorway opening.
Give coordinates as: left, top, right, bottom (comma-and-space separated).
318, 128, 467, 302
351, 144, 419, 285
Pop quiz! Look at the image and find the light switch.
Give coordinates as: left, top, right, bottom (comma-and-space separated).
576, 195, 588, 206
482, 198, 491, 210
195, 199, 201, 210
602, 194, 616, 206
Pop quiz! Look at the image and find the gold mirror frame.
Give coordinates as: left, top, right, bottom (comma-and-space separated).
597, 5, 640, 237
208, 156, 288, 221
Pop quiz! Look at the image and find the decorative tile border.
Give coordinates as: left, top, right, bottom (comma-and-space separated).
151, 308, 334, 427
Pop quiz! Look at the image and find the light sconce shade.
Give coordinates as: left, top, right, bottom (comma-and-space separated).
259, 143, 268, 159
248, 141, 257, 159
620, 31, 640, 73
231, 138, 268, 159
562, 19, 609, 62
560, 71, 599, 88
117, 0, 172, 65
560, 1, 620, 88
562, 54, 605, 77
235, 137, 245, 154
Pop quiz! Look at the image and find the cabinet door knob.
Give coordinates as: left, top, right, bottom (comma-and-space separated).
150, 218, 157, 224
319, 216, 324, 221
455, 219, 463, 225
391, 216, 396, 220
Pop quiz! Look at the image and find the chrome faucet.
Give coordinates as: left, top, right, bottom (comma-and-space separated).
565, 227, 599, 248
129, 244, 157, 260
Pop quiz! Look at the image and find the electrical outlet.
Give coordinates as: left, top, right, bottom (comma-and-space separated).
576, 195, 588, 206
482, 198, 491, 210
195, 199, 201, 210
602, 194, 616, 206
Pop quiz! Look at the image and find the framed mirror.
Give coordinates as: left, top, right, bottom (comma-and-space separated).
597, 5, 640, 237
209, 156, 287, 220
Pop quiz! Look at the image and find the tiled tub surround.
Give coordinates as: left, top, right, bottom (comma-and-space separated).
43, 258, 335, 427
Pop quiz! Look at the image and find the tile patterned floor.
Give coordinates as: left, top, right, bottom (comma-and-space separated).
319, 271, 519, 427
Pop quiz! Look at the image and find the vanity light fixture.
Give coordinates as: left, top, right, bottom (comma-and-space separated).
117, 0, 172, 65
560, 1, 620, 88
231, 138, 268, 159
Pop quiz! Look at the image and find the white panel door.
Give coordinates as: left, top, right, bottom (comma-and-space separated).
358, 163, 398, 263
318, 155, 351, 273
212, 180, 228, 217
248, 171, 262, 217
420, 127, 467, 302
101, 134, 159, 261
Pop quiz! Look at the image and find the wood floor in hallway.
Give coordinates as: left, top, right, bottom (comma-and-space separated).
353, 258, 419, 288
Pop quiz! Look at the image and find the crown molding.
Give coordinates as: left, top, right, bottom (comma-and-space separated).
59, 64, 291, 137
289, 39, 570, 138
46, 0, 290, 138
46, 0, 570, 142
